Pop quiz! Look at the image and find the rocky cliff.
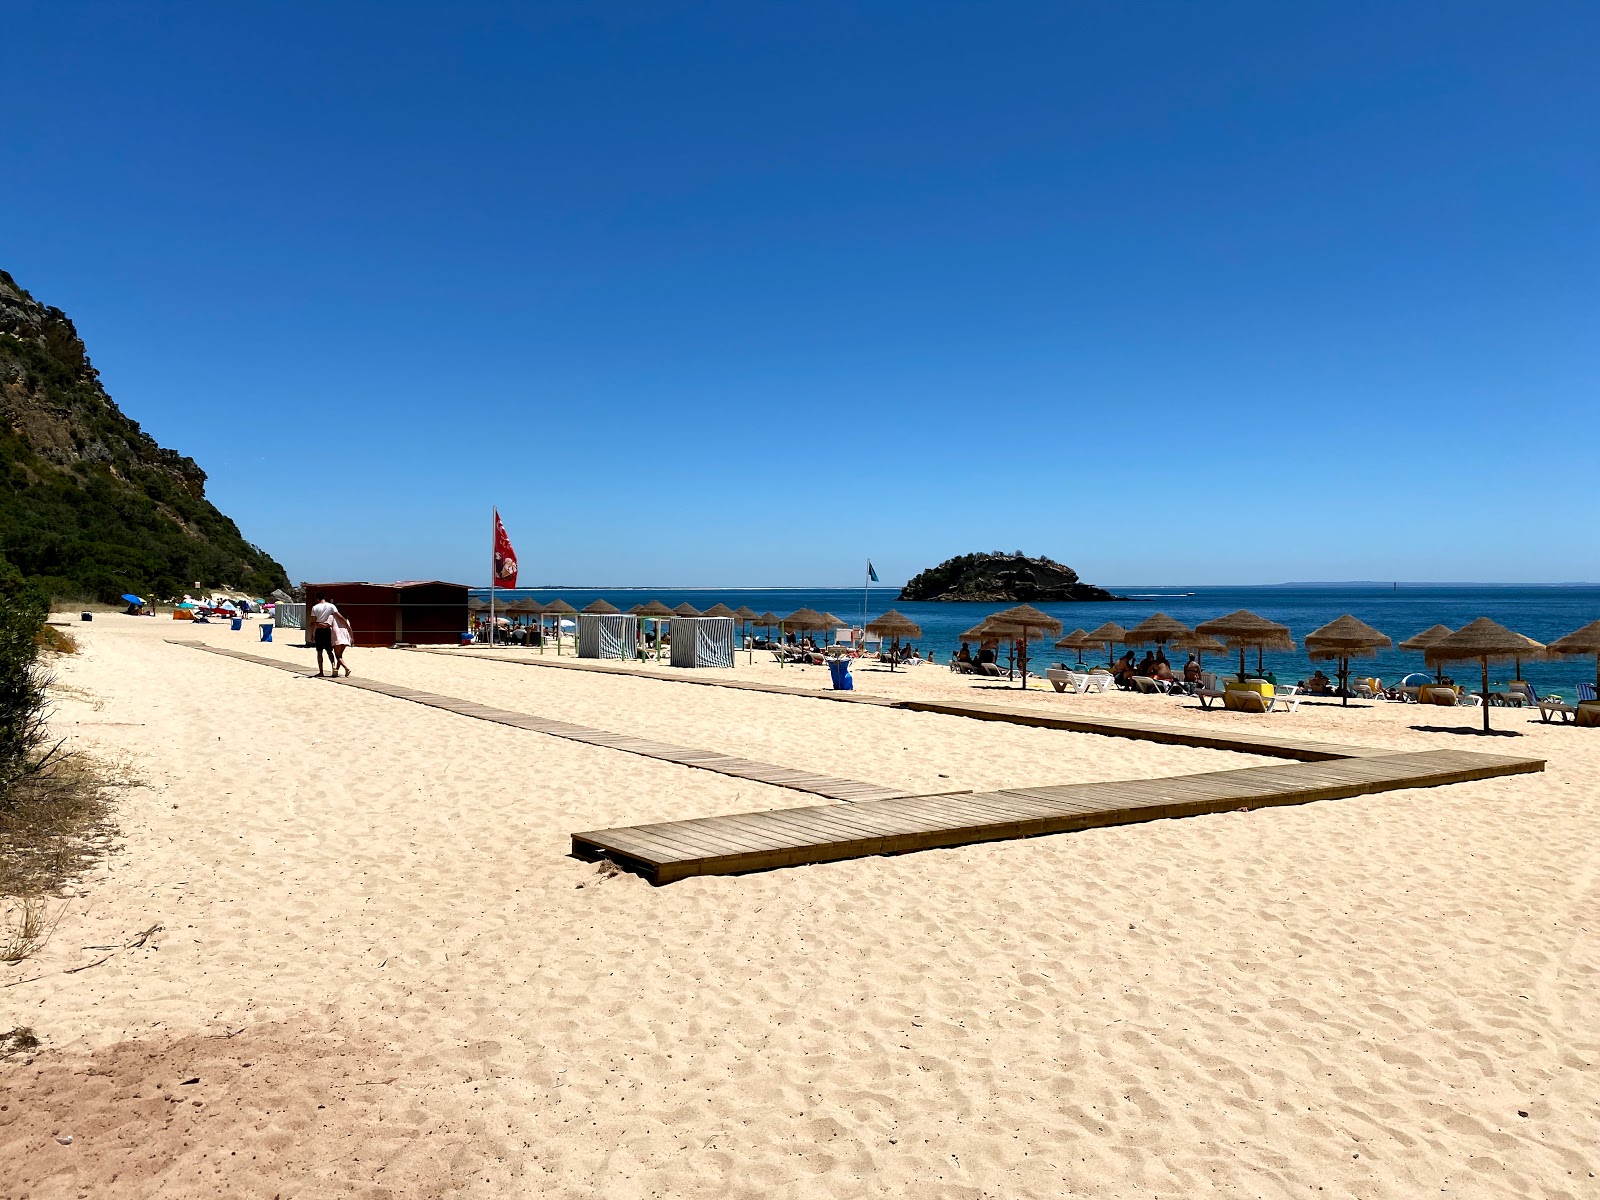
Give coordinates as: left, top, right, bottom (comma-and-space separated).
0, 268, 287, 600
899, 552, 1121, 603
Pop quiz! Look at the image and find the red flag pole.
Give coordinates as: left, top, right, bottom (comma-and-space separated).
488, 506, 496, 648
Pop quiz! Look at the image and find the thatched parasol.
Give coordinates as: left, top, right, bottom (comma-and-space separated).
1054, 628, 1097, 665
1171, 631, 1227, 668
1084, 621, 1127, 668
780, 607, 830, 634
733, 605, 759, 622
1195, 609, 1295, 681
866, 609, 922, 671
582, 598, 620, 614
752, 611, 781, 632
1424, 617, 1545, 732
541, 598, 577, 656
818, 613, 847, 644
983, 604, 1063, 689
1121, 612, 1193, 650
632, 600, 675, 659
702, 603, 738, 619
1399, 624, 1455, 683
673, 602, 703, 618
468, 596, 489, 612
1546, 619, 1600, 689
1305, 614, 1393, 706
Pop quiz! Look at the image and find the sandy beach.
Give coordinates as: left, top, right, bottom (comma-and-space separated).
3, 617, 1596, 1198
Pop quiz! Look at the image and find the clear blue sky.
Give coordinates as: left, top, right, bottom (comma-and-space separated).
6, 2, 1596, 586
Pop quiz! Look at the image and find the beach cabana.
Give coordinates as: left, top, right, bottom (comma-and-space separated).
309, 581, 469, 647
1195, 609, 1295, 681
578, 611, 638, 660
1085, 622, 1128, 669
1424, 617, 1545, 733
866, 609, 923, 671
983, 604, 1062, 689
1304, 614, 1393, 706
1546, 619, 1600, 691
669, 616, 736, 668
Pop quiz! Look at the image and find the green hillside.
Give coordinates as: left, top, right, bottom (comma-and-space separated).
0, 269, 286, 601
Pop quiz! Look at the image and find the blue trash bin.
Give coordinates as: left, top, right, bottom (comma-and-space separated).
260, 623, 273, 642
827, 657, 854, 691
230, 617, 243, 631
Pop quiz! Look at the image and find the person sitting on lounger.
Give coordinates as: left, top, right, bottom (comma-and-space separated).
1301, 669, 1333, 695
1152, 658, 1175, 686
956, 642, 973, 665
1183, 654, 1203, 686
1112, 651, 1137, 689
1136, 651, 1158, 677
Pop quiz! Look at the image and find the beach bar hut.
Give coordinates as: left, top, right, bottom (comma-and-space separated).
577, 612, 638, 660
305, 581, 469, 647
669, 616, 736, 668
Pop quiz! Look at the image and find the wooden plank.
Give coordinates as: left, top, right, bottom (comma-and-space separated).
575, 749, 1545, 883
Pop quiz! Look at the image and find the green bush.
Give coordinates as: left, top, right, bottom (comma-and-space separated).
0, 557, 50, 793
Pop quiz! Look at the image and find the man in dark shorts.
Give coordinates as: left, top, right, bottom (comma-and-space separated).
310, 591, 339, 677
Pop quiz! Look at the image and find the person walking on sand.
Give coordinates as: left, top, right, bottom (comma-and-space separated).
310, 592, 350, 677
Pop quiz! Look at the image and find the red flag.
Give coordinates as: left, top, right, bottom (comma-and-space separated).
492, 509, 519, 589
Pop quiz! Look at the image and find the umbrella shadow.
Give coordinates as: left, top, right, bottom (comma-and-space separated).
1408, 724, 1525, 738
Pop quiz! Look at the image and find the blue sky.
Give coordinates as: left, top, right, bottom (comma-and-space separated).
5, 2, 1597, 586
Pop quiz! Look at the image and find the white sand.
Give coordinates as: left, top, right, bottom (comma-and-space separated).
3, 616, 1596, 1197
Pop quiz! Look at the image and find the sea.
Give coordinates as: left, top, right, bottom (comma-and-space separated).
470, 584, 1600, 696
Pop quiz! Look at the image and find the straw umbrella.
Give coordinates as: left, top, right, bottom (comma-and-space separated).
866, 609, 922, 671
503, 595, 540, 643
1171, 631, 1227, 672
703, 602, 738, 619
819, 612, 847, 646
733, 604, 759, 660
1399, 624, 1455, 683
1546, 619, 1600, 691
1085, 621, 1128, 670
583, 598, 620, 614
673, 602, 703, 618
985, 604, 1063, 689
780, 608, 830, 648
1304, 614, 1393, 707
1122, 612, 1193, 654
1054, 628, 1097, 666
543, 599, 576, 655
1424, 617, 1545, 733
634, 599, 675, 660
752, 611, 781, 640
1195, 609, 1296, 681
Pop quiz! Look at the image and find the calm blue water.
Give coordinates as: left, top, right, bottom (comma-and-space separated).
473, 584, 1600, 695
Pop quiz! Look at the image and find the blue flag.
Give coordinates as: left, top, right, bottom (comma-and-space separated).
867, 560, 879, 582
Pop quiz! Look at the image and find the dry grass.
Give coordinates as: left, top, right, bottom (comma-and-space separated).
0, 1026, 41, 1061
38, 624, 79, 655
0, 752, 121, 901
1, 895, 64, 963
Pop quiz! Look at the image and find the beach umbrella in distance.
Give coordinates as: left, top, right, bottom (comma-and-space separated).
1121, 613, 1194, 654
866, 609, 922, 671
582, 598, 621, 614
1171, 631, 1227, 670
1304, 614, 1393, 707
1424, 617, 1545, 733
732, 605, 760, 658
1054, 628, 1096, 666
673, 602, 703, 618
1085, 621, 1128, 669
752, 611, 781, 636
780, 607, 828, 633
819, 612, 848, 645
985, 604, 1063, 689
634, 599, 676, 659
1195, 609, 1296, 681
468, 596, 489, 612
1399, 624, 1455, 683
702, 602, 738, 618
1545, 619, 1600, 690
543, 599, 577, 656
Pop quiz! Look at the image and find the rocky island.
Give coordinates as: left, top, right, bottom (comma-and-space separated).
898, 552, 1122, 603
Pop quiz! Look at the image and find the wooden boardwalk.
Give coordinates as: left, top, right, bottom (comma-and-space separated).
169, 641, 915, 802
573, 748, 1546, 884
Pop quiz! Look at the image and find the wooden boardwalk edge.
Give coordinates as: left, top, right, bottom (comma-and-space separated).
572, 749, 1545, 884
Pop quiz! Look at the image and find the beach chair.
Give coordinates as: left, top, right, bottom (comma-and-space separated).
1195, 673, 1227, 710
1579, 683, 1598, 702
1130, 676, 1163, 694
1082, 671, 1115, 694
1529, 684, 1575, 724
1046, 668, 1091, 693
1352, 677, 1381, 699
1266, 685, 1302, 713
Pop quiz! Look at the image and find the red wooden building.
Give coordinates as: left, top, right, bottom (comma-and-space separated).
303, 581, 469, 647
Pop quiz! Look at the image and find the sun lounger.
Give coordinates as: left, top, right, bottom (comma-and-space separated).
1195, 673, 1227, 710
1266, 685, 1302, 713
1527, 683, 1574, 723
1046, 668, 1091, 693
1130, 675, 1163, 694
